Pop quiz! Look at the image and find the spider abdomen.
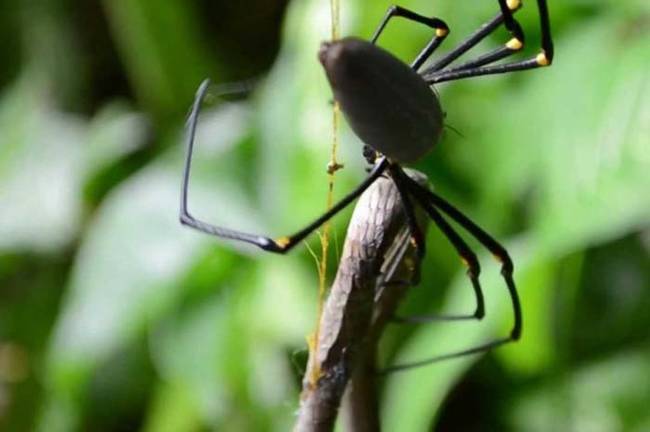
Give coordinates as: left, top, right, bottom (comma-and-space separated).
319, 37, 443, 164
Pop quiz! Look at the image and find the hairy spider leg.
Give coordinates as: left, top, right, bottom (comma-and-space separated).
180, 79, 390, 253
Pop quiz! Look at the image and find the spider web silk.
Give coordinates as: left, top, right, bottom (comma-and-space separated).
309, 0, 343, 387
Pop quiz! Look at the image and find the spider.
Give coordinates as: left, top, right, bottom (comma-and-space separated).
180, 0, 554, 368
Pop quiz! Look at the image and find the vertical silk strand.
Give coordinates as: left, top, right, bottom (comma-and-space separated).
309, 0, 343, 386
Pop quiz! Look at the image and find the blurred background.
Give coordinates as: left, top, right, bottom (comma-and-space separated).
0, 0, 648, 430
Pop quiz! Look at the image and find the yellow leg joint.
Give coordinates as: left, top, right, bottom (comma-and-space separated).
536, 52, 550, 66
275, 236, 291, 249
506, 37, 523, 50
506, 0, 521, 11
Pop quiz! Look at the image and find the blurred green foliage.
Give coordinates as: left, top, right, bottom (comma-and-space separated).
0, 0, 648, 431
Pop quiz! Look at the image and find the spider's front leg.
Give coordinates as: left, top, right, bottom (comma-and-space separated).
371, 4, 449, 71
423, 0, 554, 84
180, 79, 389, 253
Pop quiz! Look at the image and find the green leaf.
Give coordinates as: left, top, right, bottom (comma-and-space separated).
0, 76, 149, 252
381, 241, 540, 431
0, 75, 85, 251
40, 104, 257, 427
84, 101, 150, 176
143, 382, 203, 432
102, 0, 216, 121
511, 348, 650, 431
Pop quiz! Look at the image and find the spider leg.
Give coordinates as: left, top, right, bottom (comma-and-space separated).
387, 164, 427, 258
181, 79, 389, 253
379, 338, 512, 374
370, 5, 449, 71
403, 174, 521, 340
422, 0, 522, 74
424, 0, 554, 84
388, 166, 485, 323
377, 173, 521, 375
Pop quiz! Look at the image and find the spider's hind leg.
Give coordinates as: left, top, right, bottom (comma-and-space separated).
388, 164, 428, 259
377, 169, 521, 375
387, 166, 486, 322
